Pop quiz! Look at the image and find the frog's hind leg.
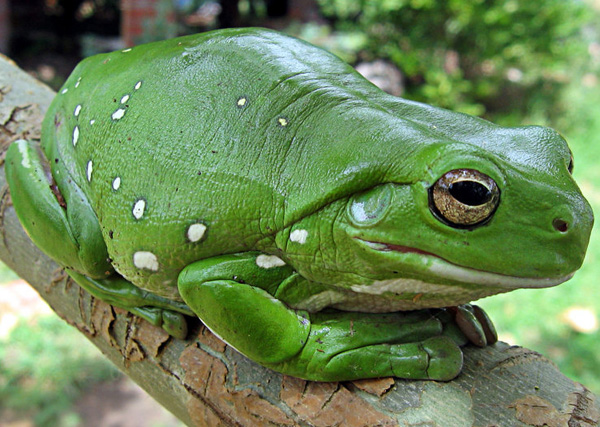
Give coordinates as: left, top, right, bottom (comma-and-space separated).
67, 271, 192, 339
5, 140, 191, 338
5, 139, 111, 277
178, 252, 463, 381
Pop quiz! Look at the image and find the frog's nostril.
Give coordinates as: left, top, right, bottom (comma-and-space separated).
553, 218, 569, 233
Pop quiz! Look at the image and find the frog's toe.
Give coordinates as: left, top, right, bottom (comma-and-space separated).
422, 336, 463, 380
130, 306, 188, 339
454, 305, 487, 347
447, 304, 497, 347
160, 310, 188, 339
471, 304, 498, 344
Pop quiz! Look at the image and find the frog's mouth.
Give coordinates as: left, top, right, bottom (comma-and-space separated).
356, 238, 574, 289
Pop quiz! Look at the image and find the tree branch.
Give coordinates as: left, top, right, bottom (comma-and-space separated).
1, 53, 598, 426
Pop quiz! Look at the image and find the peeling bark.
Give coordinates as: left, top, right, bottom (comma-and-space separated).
1, 53, 598, 426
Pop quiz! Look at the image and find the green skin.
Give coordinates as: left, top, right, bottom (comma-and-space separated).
5, 28, 593, 381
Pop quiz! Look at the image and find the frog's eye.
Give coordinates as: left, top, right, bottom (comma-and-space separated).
429, 169, 500, 228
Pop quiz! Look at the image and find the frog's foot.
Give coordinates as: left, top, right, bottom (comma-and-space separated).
68, 270, 192, 339
5, 140, 111, 278
282, 311, 463, 381
438, 304, 498, 348
177, 253, 463, 381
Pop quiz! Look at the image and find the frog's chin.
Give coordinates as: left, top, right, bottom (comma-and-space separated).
356, 239, 574, 290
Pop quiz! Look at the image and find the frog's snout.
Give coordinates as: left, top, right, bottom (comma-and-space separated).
552, 218, 569, 233
549, 204, 576, 235
548, 197, 594, 265
551, 198, 593, 235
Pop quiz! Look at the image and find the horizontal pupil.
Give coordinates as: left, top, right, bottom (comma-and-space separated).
449, 181, 491, 206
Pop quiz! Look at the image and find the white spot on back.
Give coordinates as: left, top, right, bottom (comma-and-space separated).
256, 254, 286, 269
290, 229, 308, 244
112, 108, 126, 120
133, 251, 159, 271
237, 97, 247, 107
112, 177, 121, 190
187, 223, 207, 242
120, 95, 130, 104
86, 160, 93, 182
132, 199, 146, 219
134, 81, 142, 90
74, 105, 82, 117
16, 139, 31, 168
122, 48, 132, 53
90, 119, 96, 125
278, 117, 288, 127
75, 78, 81, 88
61, 88, 69, 94
72, 126, 80, 146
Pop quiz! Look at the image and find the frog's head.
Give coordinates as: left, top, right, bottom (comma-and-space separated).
331, 124, 593, 308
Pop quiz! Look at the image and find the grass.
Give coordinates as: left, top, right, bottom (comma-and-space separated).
0, 311, 120, 426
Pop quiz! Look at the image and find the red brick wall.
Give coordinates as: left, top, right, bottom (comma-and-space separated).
120, 0, 321, 48
0, 0, 9, 54
121, 0, 158, 47
289, 0, 322, 22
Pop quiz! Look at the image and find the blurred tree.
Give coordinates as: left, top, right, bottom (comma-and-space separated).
219, 0, 239, 26
316, 0, 594, 124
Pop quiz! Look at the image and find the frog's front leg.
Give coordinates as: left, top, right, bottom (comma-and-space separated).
5, 140, 191, 338
178, 253, 464, 381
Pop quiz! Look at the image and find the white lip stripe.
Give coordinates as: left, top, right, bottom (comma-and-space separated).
356, 239, 573, 289
427, 260, 573, 289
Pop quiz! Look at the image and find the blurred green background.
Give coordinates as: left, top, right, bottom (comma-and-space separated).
1, 0, 599, 425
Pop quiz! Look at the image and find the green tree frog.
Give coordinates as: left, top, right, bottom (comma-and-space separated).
5, 28, 593, 382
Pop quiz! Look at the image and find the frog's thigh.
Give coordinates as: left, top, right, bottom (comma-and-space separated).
5, 140, 110, 278
6, 141, 189, 338
178, 253, 310, 364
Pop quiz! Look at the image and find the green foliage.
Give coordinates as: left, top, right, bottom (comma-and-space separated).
0, 315, 119, 426
316, 0, 592, 122
285, 22, 368, 63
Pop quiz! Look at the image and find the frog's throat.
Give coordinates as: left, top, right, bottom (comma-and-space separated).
357, 239, 574, 289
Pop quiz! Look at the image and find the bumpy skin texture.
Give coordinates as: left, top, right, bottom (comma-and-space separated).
5, 28, 593, 381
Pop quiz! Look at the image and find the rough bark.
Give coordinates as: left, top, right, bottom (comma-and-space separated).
1, 53, 598, 427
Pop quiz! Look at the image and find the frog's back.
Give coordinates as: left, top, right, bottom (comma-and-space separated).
42, 28, 400, 297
